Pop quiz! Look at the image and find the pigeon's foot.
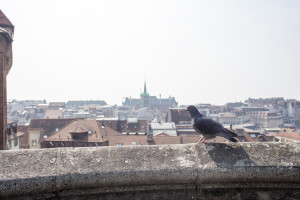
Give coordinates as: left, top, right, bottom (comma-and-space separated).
199, 139, 209, 143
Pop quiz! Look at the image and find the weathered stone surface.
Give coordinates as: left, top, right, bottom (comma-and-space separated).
0, 143, 300, 199
0, 149, 57, 197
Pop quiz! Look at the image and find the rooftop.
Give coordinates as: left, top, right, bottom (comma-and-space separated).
0, 10, 14, 27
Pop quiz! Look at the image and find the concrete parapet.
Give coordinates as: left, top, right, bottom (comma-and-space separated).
0, 143, 300, 199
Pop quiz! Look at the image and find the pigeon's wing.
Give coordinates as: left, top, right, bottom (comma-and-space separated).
193, 123, 202, 134
224, 128, 237, 137
194, 118, 224, 135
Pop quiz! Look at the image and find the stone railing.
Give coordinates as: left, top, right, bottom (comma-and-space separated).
0, 143, 300, 199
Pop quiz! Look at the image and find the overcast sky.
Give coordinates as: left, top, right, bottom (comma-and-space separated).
2, 0, 300, 105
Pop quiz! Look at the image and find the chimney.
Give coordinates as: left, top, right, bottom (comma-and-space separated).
147, 132, 153, 142
11, 123, 17, 134
230, 124, 233, 131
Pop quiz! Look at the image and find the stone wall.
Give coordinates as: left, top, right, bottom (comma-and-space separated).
0, 143, 300, 199
0, 34, 8, 150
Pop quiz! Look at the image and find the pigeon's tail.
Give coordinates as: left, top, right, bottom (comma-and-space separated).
229, 137, 238, 143
225, 128, 238, 143
225, 128, 237, 137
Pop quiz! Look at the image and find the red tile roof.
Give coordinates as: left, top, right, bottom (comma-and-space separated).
269, 132, 300, 141
0, 10, 13, 27
45, 119, 121, 143
29, 118, 79, 143
29, 119, 78, 135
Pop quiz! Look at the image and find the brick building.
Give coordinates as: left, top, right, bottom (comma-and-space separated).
0, 10, 14, 150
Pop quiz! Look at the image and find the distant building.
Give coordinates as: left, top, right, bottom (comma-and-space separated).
242, 107, 270, 114
36, 104, 49, 118
97, 118, 148, 134
6, 120, 24, 150
15, 100, 46, 107
165, 107, 199, 136
248, 111, 283, 128
66, 100, 107, 108
165, 108, 192, 124
48, 102, 65, 110
245, 97, 285, 107
288, 100, 300, 124
218, 112, 240, 125
72, 111, 92, 119
150, 122, 177, 136
123, 82, 178, 113
26, 118, 78, 149
269, 131, 300, 143
44, 110, 63, 119
226, 102, 244, 108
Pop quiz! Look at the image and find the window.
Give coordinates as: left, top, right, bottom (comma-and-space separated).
72, 135, 79, 140
32, 140, 37, 147
116, 143, 123, 146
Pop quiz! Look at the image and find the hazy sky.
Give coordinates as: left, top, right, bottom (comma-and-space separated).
2, 0, 300, 105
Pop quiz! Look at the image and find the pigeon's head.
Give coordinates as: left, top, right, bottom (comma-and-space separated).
187, 105, 203, 119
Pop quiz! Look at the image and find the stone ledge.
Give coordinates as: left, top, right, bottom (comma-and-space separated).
0, 143, 300, 199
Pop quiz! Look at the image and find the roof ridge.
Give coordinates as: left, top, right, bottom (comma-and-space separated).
43, 119, 77, 141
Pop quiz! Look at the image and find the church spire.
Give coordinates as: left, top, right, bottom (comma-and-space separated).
141, 81, 149, 97
144, 81, 147, 95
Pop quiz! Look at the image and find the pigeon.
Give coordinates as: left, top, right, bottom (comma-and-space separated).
187, 105, 238, 143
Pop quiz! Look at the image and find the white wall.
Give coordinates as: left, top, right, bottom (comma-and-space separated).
29, 131, 41, 149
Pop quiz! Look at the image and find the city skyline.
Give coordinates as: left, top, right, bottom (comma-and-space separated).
7, 96, 298, 107
2, 0, 300, 105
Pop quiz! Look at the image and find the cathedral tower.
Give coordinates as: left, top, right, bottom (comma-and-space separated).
140, 81, 149, 108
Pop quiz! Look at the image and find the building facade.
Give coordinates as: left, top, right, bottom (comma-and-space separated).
0, 10, 14, 150
123, 82, 178, 113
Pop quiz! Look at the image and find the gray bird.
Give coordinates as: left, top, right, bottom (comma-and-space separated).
187, 105, 238, 143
